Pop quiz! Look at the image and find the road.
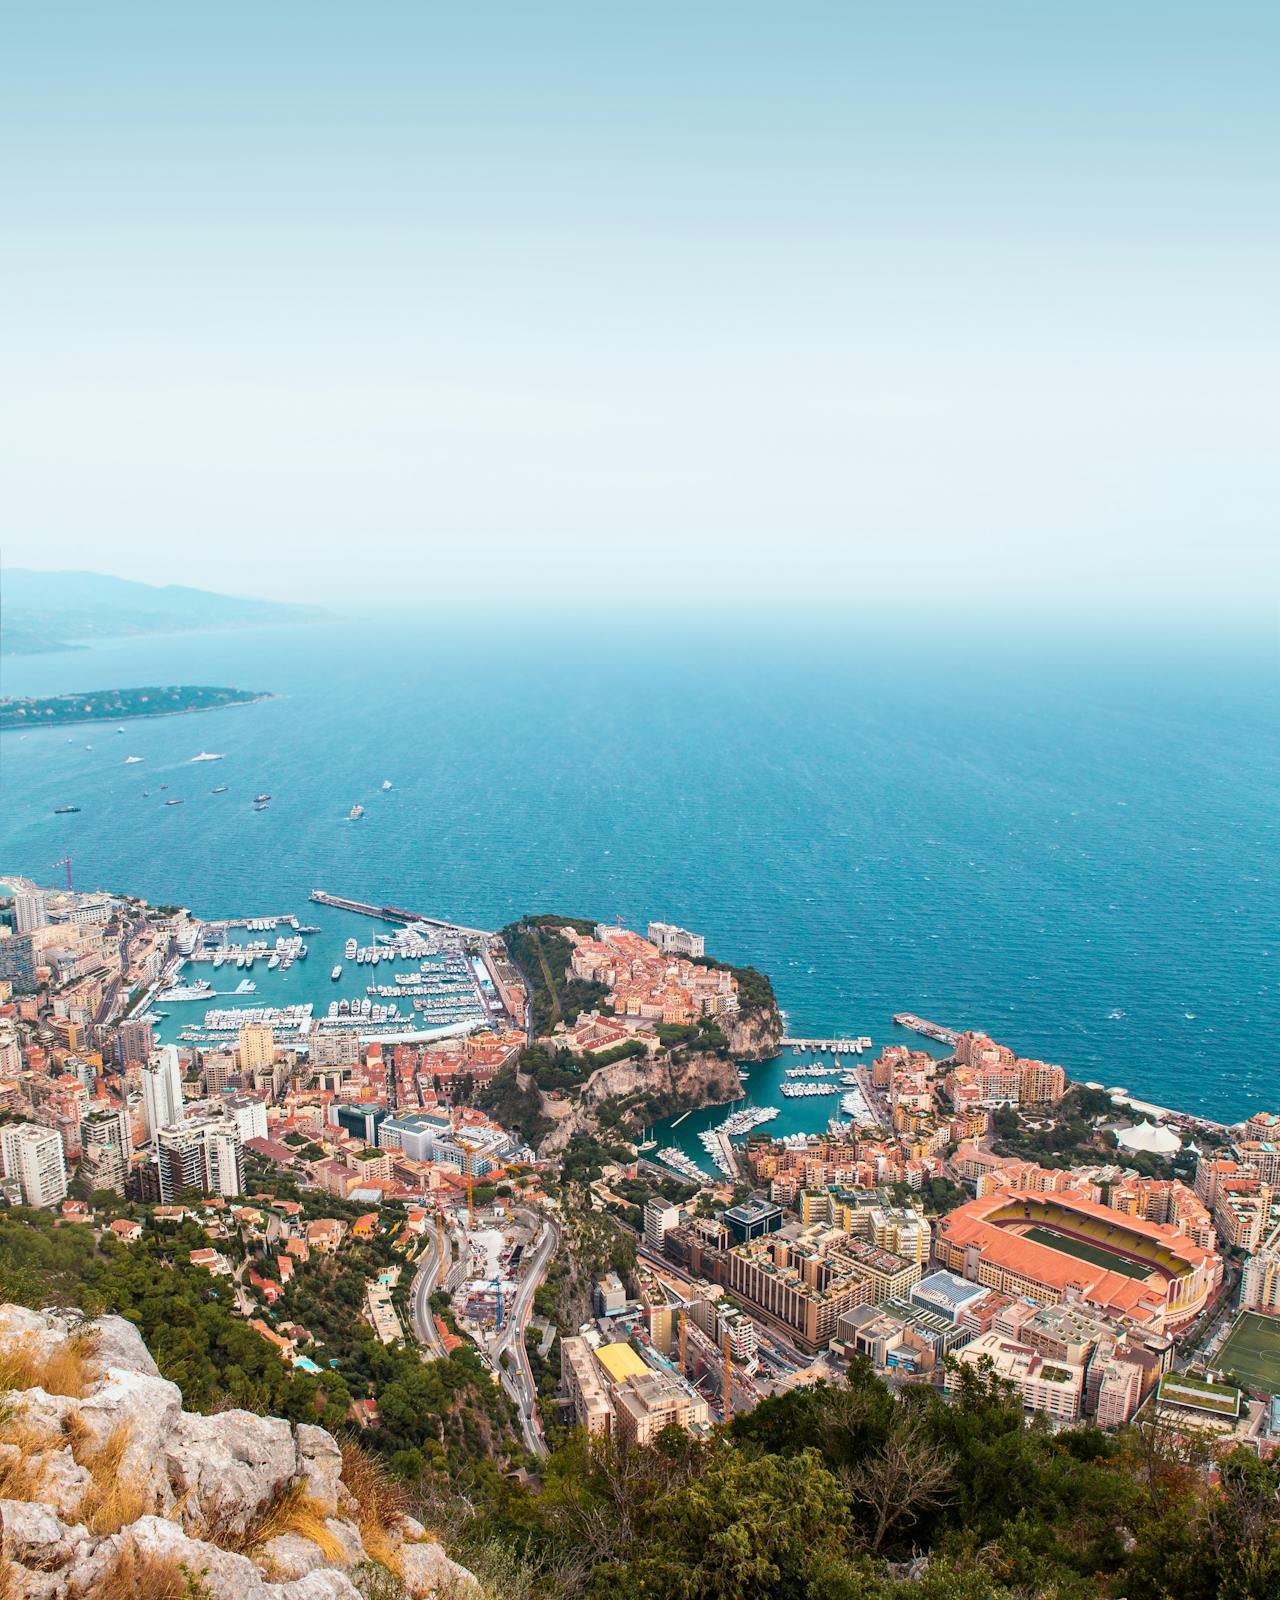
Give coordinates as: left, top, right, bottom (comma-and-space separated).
490, 1209, 559, 1458
409, 1218, 455, 1360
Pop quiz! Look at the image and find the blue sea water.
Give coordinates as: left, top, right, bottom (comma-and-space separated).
1, 618, 1275, 1125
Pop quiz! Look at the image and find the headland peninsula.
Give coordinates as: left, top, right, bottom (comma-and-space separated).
0, 684, 272, 729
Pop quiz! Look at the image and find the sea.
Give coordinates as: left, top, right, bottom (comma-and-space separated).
2, 617, 1275, 1131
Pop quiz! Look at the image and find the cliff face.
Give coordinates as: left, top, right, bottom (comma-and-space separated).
0, 1305, 478, 1600
538, 1046, 744, 1156
725, 1005, 784, 1060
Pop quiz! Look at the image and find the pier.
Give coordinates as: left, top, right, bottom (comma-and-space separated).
309, 889, 492, 940
891, 1013, 960, 1046
780, 1037, 872, 1052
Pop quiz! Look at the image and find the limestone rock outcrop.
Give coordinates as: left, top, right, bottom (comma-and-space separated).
0, 1304, 479, 1600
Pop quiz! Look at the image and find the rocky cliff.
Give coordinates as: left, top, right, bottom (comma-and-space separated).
0, 1305, 479, 1600
537, 1046, 745, 1156
724, 1005, 784, 1060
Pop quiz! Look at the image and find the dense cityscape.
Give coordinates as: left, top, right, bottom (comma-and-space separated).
1, 873, 1278, 1597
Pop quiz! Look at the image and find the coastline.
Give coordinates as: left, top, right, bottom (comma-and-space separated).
0, 692, 275, 733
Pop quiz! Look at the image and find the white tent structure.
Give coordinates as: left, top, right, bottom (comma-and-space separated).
1116, 1119, 1181, 1155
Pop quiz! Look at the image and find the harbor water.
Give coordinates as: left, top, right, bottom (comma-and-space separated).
2, 618, 1275, 1124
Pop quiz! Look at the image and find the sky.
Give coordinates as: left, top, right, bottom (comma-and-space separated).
1, 3, 1277, 620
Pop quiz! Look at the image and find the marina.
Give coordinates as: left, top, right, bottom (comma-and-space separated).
140, 897, 507, 1047
649, 1030, 953, 1170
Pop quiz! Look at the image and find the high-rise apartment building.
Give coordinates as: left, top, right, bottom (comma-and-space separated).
644, 1200, 683, 1252
155, 1114, 243, 1201
80, 1106, 132, 1195
237, 1024, 276, 1075
13, 891, 48, 935
0, 1122, 69, 1207
0, 934, 39, 994
116, 1017, 156, 1069
141, 1046, 184, 1140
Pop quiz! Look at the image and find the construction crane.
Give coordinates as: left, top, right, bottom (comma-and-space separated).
722, 1331, 733, 1425
455, 1139, 480, 1231
678, 1308, 688, 1374
52, 856, 73, 892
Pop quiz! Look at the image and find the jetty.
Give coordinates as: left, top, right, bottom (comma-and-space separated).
780, 1037, 872, 1052
309, 889, 492, 940
891, 1013, 960, 1046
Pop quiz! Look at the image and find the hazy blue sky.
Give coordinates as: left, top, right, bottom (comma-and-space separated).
2, 3, 1276, 618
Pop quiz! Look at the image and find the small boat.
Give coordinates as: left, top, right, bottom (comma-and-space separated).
165, 798, 185, 806
124, 755, 143, 764
211, 785, 229, 794
53, 805, 81, 814
254, 793, 271, 804
190, 751, 224, 763
142, 790, 151, 797
253, 801, 270, 811
381, 779, 392, 791
331, 965, 342, 981
348, 804, 364, 820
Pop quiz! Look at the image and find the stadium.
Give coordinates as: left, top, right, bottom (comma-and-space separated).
933, 1186, 1222, 1332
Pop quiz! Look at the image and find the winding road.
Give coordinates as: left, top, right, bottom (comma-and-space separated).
490, 1208, 559, 1458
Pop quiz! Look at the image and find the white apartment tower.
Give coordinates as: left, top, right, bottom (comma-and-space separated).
142, 1046, 184, 1140
0, 1122, 69, 1207
13, 891, 48, 935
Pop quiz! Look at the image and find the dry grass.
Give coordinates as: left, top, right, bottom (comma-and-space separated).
197, 1475, 346, 1563
340, 1438, 409, 1571
248, 1477, 347, 1562
0, 1330, 99, 1399
0, 1409, 51, 1501
74, 1542, 210, 1600
68, 1419, 152, 1534
0, 1543, 17, 1600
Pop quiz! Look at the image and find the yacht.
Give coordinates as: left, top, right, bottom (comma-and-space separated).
190, 751, 224, 763
381, 779, 392, 791
53, 805, 81, 814
267, 953, 280, 969
345, 939, 358, 959
331, 965, 342, 981
254, 793, 271, 804
124, 755, 143, 764
211, 785, 229, 794
348, 804, 364, 820
164, 798, 185, 806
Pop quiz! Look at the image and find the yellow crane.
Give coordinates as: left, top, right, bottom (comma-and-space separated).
455, 1139, 481, 1231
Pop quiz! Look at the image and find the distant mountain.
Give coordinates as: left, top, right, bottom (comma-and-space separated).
0, 569, 322, 654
